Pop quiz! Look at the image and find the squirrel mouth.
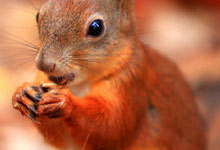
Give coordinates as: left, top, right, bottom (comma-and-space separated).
48, 73, 75, 85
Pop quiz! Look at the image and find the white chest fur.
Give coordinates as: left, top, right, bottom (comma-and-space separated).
68, 82, 90, 97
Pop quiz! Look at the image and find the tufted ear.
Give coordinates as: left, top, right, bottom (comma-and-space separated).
116, 0, 135, 30
105, 0, 135, 33
105, 0, 134, 18
117, 0, 134, 15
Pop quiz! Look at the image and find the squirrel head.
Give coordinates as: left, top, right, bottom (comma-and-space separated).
35, 0, 135, 86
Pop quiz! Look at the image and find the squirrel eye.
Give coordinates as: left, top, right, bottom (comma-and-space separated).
87, 19, 104, 37
36, 12, 39, 23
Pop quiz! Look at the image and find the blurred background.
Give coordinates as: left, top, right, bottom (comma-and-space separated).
0, 0, 219, 149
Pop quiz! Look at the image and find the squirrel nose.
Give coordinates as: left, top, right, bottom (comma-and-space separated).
37, 61, 56, 73
36, 54, 56, 73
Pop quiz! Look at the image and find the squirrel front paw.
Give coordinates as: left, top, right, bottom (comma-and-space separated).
12, 83, 73, 123
37, 83, 73, 119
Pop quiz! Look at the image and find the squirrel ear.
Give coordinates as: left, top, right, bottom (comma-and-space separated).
117, 0, 133, 12
115, 0, 135, 31
117, 0, 133, 5
117, 0, 134, 23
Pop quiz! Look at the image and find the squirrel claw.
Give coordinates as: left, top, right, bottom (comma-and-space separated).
13, 83, 71, 121
30, 104, 39, 115
28, 113, 41, 124
12, 84, 43, 123
23, 88, 42, 103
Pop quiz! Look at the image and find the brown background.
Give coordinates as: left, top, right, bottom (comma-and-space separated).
0, 0, 219, 149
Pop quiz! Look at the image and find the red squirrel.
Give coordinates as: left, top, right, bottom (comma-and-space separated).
12, 0, 206, 149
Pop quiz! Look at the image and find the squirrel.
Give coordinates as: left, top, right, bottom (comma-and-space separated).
12, 0, 206, 150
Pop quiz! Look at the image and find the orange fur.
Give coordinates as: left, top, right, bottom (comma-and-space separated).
12, 0, 206, 149
13, 42, 206, 150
